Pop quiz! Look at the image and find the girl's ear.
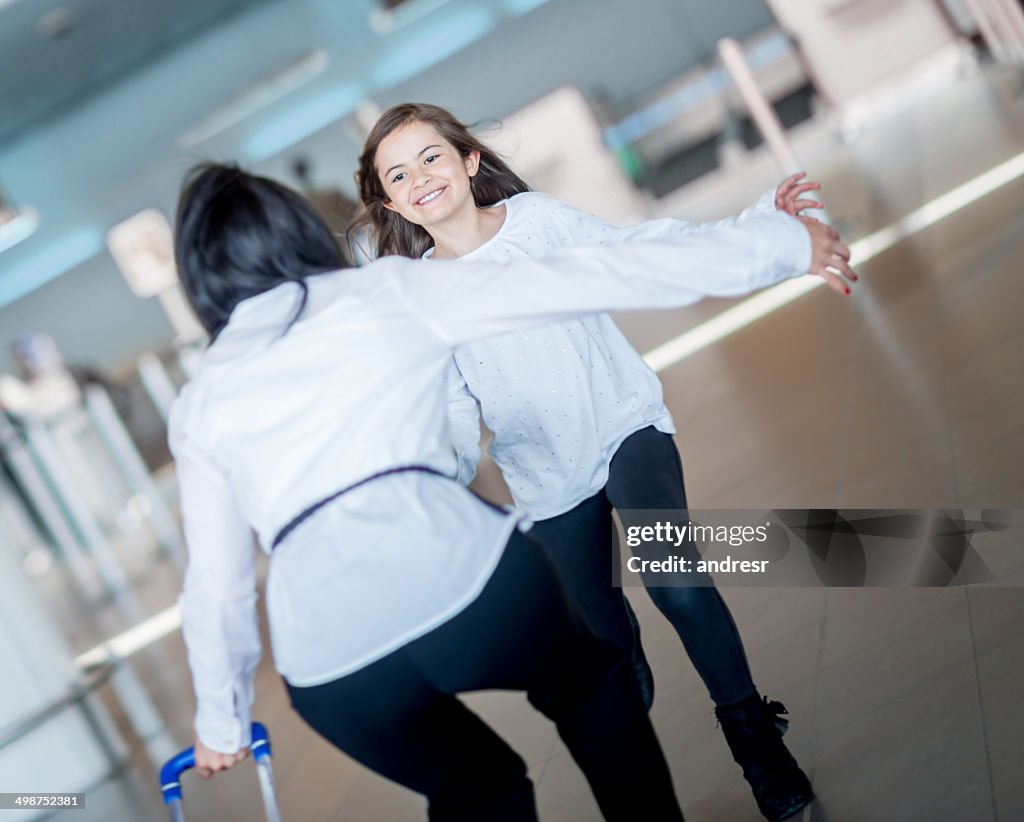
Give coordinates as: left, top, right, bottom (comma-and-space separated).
382, 199, 398, 212
464, 150, 481, 178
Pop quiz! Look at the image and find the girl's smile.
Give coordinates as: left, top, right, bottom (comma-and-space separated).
415, 185, 448, 206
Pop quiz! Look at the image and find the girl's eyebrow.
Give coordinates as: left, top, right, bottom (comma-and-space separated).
384, 144, 443, 177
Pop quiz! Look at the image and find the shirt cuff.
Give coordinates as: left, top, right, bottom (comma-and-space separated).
753, 212, 813, 288
750, 187, 778, 217
195, 698, 253, 754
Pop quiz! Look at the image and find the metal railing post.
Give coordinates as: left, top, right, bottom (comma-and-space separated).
83, 385, 186, 570
22, 421, 132, 596
0, 414, 105, 598
137, 353, 179, 424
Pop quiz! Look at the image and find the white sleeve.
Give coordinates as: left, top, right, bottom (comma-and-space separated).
395, 210, 811, 346
446, 359, 481, 485
169, 400, 261, 755
552, 188, 779, 245
740, 187, 781, 221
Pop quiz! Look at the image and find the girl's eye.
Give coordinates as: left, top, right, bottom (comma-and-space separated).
391, 172, 406, 183
424, 154, 439, 164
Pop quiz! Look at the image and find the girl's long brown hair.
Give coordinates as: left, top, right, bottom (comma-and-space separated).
351, 103, 530, 259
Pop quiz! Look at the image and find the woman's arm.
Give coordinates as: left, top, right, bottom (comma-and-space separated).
169, 401, 262, 761
394, 211, 850, 346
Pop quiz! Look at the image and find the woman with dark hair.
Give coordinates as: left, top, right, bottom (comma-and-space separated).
354, 103, 855, 822
172, 163, 848, 821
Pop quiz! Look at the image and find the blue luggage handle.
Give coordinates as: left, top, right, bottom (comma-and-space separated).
160, 722, 272, 804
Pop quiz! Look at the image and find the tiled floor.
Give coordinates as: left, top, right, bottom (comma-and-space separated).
28, 59, 1024, 821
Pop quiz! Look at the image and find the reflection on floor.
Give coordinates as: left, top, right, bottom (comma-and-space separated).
41, 59, 1024, 821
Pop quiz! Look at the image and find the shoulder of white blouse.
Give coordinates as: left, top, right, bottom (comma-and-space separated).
507, 190, 559, 213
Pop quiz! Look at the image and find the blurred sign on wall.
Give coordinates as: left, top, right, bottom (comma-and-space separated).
106, 210, 178, 299
107, 210, 205, 344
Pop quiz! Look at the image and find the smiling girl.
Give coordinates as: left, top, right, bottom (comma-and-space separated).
354, 103, 854, 822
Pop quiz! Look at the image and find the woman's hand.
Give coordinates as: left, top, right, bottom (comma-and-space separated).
193, 729, 249, 779
798, 216, 858, 296
775, 172, 823, 217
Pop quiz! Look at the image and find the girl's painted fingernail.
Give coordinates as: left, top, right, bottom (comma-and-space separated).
845, 286, 851, 295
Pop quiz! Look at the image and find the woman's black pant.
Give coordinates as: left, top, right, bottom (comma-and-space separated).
287, 529, 684, 822
529, 426, 757, 708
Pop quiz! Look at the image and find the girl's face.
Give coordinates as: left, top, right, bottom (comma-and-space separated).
375, 120, 480, 229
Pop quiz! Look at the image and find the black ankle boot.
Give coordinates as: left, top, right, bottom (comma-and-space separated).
714, 693, 814, 821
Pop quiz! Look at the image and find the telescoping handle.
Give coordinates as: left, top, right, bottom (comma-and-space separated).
160, 722, 279, 821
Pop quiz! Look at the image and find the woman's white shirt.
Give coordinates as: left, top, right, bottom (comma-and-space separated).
441, 190, 780, 519
169, 210, 810, 753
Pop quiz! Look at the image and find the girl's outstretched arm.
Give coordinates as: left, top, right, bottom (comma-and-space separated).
550, 177, 822, 248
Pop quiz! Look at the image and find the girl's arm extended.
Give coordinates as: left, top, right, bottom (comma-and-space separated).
552, 174, 820, 247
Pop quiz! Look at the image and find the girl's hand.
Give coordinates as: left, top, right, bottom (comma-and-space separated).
798, 216, 858, 296
776, 172, 823, 217
193, 729, 249, 779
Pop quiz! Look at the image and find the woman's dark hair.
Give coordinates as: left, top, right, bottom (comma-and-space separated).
350, 103, 530, 259
174, 163, 346, 341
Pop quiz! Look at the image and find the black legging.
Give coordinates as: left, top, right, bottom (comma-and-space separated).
530, 426, 756, 708
287, 529, 684, 822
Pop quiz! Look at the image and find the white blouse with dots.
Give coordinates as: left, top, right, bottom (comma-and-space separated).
438, 190, 780, 520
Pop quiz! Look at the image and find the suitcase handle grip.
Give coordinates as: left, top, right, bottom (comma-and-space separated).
160, 722, 271, 804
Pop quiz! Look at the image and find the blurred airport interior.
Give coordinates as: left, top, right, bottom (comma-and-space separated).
0, 0, 1023, 819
